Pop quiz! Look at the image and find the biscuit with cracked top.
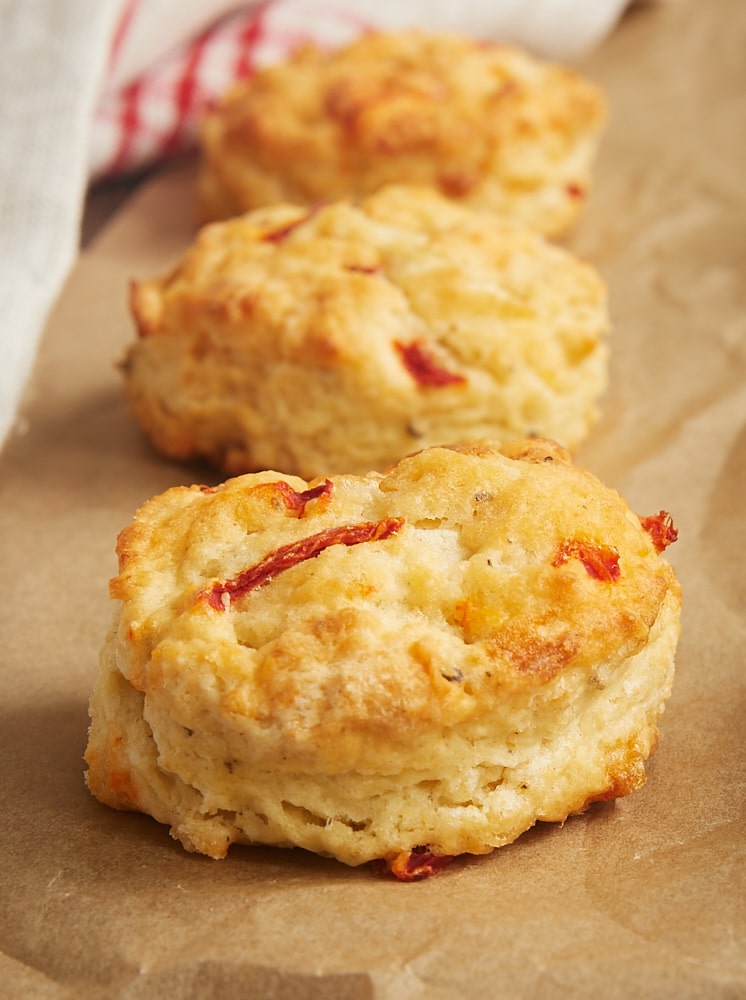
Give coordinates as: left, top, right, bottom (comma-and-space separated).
85, 439, 681, 878
125, 184, 610, 479
198, 30, 607, 237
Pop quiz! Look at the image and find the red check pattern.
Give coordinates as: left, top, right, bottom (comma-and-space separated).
90, 1, 371, 180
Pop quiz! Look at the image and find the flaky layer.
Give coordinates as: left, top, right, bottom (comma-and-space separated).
85, 440, 681, 868
198, 31, 607, 236
125, 185, 609, 479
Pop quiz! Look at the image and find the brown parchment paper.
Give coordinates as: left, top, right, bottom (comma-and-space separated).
1, 1, 744, 996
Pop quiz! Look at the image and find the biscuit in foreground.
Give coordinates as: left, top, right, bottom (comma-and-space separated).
85, 439, 681, 878
198, 30, 607, 237
125, 184, 609, 480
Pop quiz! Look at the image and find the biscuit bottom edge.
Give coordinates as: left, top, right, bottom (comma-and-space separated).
85, 575, 680, 881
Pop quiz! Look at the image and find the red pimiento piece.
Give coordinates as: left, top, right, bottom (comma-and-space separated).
345, 264, 381, 275
261, 216, 307, 243
640, 510, 678, 553
372, 847, 455, 882
552, 540, 621, 582
394, 340, 466, 388
260, 205, 320, 243
269, 479, 333, 517
203, 517, 404, 609
566, 183, 585, 199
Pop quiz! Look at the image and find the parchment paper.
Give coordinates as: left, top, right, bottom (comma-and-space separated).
1, 0, 744, 996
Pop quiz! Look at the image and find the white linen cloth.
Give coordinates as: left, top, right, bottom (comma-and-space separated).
0, 0, 629, 449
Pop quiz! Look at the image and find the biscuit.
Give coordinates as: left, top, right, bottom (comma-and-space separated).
84, 439, 681, 877
125, 184, 610, 479
198, 30, 607, 237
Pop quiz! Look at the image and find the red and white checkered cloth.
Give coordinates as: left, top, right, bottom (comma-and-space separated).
91, 0, 376, 180
90, 0, 630, 181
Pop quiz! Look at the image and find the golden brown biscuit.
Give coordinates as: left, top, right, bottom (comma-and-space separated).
85, 439, 681, 877
198, 31, 607, 237
125, 184, 609, 479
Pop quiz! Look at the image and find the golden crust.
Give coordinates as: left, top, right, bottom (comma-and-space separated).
198, 31, 607, 236
123, 184, 610, 479
85, 440, 681, 869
